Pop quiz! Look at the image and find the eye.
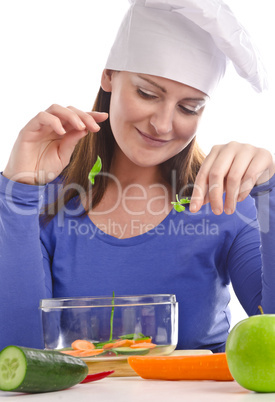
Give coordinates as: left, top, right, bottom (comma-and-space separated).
137, 88, 157, 100
178, 105, 199, 116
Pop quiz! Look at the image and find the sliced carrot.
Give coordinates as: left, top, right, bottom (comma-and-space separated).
103, 339, 133, 349
60, 348, 104, 357
77, 349, 104, 357
130, 342, 156, 349
71, 339, 95, 350
113, 339, 134, 347
60, 349, 86, 356
128, 353, 234, 381
133, 338, 152, 344
103, 342, 117, 350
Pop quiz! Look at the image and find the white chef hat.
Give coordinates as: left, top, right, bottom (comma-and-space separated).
105, 0, 268, 96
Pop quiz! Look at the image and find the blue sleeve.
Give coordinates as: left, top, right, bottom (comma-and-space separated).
250, 174, 275, 314
228, 174, 275, 316
0, 174, 52, 349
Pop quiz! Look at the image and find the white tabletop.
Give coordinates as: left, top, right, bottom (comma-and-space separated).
0, 377, 274, 402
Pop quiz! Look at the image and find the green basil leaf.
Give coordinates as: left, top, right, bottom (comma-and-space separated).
88, 155, 102, 185
119, 334, 136, 340
180, 198, 191, 204
173, 204, 186, 212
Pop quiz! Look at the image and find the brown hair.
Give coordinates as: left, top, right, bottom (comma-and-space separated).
41, 87, 205, 222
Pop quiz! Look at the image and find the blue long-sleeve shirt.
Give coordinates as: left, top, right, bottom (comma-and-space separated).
0, 173, 274, 352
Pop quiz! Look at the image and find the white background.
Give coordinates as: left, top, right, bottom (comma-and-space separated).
0, 1, 274, 329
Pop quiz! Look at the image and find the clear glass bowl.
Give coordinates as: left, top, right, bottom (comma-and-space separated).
40, 294, 178, 359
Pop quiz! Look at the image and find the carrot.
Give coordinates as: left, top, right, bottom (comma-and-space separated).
130, 342, 156, 349
113, 339, 134, 347
103, 339, 133, 350
60, 349, 86, 356
133, 338, 152, 344
60, 348, 104, 357
71, 340, 95, 350
103, 342, 117, 350
77, 349, 104, 357
128, 353, 234, 381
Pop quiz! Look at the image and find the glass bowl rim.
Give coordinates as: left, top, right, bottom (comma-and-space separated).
39, 294, 177, 309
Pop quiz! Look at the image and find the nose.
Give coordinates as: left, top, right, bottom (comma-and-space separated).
150, 105, 174, 136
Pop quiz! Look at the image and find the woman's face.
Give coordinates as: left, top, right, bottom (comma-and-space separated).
101, 70, 208, 168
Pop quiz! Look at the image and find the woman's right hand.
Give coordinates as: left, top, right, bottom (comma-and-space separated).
3, 104, 108, 185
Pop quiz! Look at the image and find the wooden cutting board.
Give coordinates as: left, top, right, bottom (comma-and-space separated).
83, 349, 212, 377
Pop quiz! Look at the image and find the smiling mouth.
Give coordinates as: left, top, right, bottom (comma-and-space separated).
137, 129, 171, 145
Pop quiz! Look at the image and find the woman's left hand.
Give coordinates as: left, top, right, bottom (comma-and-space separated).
189, 141, 275, 215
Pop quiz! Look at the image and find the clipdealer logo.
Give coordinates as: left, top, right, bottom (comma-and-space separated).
3, 170, 271, 235
67, 218, 219, 239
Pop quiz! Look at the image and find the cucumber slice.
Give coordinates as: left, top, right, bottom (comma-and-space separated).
93, 350, 118, 357
111, 347, 150, 356
0, 346, 88, 393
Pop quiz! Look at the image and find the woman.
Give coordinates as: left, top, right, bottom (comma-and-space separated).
0, 0, 274, 352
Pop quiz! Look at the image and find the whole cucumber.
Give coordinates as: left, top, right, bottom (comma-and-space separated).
0, 345, 88, 393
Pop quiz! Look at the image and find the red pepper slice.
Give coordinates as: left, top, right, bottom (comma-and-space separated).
80, 370, 115, 383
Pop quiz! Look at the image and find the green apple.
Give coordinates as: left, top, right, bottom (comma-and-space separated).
226, 314, 275, 393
